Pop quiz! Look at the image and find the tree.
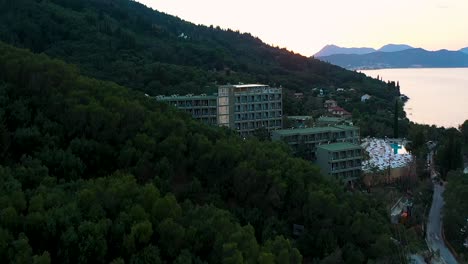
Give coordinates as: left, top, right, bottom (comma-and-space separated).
0, 118, 10, 159
174, 250, 194, 264
436, 129, 463, 177
460, 119, 468, 154
252, 127, 271, 141
394, 99, 399, 138
444, 170, 468, 260
158, 219, 185, 258
33, 251, 51, 264
129, 245, 162, 264
222, 243, 243, 264
10, 234, 33, 264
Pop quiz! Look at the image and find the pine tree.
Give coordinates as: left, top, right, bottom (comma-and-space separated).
394, 99, 399, 138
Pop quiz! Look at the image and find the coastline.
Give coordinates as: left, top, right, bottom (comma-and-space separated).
359, 66, 468, 71
361, 68, 468, 128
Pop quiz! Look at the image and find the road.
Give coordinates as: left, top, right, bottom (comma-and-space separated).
412, 149, 458, 264
423, 149, 458, 264
426, 182, 458, 264
410, 254, 427, 264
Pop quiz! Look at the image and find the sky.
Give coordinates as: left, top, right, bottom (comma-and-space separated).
137, 0, 468, 57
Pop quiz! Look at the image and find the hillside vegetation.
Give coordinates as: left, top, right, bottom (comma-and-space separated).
0, 42, 399, 263
0, 0, 407, 137
0, 0, 395, 99
444, 170, 468, 262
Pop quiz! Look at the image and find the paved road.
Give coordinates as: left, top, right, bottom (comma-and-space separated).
409, 150, 459, 264
409, 254, 427, 264
426, 180, 458, 264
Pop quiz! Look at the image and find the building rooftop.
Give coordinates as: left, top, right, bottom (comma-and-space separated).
329, 106, 347, 111
317, 142, 361, 152
272, 126, 344, 136
287, 116, 313, 120
273, 124, 359, 136
334, 125, 359, 130
156, 94, 217, 101
222, 84, 269, 88
317, 116, 344, 122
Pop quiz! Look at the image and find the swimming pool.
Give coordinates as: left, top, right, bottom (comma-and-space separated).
390, 143, 409, 155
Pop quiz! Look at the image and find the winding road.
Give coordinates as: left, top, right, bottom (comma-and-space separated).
422, 149, 458, 264
411, 149, 458, 264
426, 182, 458, 264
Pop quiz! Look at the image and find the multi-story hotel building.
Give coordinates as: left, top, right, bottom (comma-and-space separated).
156, 94, 218, 125
217, 84, 282, 136
156, 84, 282, 135
271, 125, 360, 159
316, 142, 363, 182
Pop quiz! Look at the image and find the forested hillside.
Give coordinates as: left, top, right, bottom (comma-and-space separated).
444, 170, 468, 262
0, 0, 407, 137
0, 42, 399, 263
0, 0, 393, 98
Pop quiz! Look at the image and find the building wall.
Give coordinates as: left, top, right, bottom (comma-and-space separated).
218, 84, 282, 136
217, 87, 232, 128
316, 117, 346, 126
157, 84, 283, 136
286, 116, 313, 128
362, 162, 417, 186
157, 95, 218, 125
324, 100, 337, 108
271, 126, 360, 159
316, 145, 362, 182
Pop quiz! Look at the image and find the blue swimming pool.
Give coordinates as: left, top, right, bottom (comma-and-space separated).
390, 143, 409, 155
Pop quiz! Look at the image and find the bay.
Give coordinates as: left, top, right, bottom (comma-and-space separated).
361, 68, 468, 128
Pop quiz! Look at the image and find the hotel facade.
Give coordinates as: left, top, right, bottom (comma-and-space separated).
157, 84, 282, 136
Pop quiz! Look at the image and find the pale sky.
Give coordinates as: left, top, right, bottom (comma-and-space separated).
137, 0, 468, 56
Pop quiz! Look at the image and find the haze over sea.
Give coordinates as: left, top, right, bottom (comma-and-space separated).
361, 68, 468, 128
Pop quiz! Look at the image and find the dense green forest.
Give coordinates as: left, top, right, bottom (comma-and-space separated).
0, 0, 375, 92
0, 0, 405, 137
444, 170, 468, 262
0, 42, 401, 263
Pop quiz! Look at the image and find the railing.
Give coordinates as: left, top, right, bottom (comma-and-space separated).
331, 166, 362, 173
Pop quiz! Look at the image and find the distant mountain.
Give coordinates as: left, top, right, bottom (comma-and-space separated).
317, 48, 468, 70
378, 44, 413, 52
460, 47, 468, 54
314, 44, 376, 57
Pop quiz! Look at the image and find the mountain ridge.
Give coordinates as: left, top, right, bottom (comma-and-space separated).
378, 44, 414, 52
314, 43, 415, 57
317, 48, 468, 70
314, 44, 376, 57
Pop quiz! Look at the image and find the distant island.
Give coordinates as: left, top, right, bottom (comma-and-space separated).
314, 44, 468, 70
314, 44, 377, 57
315, 43, 414, 57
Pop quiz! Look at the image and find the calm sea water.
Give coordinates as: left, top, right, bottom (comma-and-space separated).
361, 68, 468, 128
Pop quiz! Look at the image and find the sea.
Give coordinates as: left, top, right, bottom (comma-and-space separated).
361, 68, 468, 128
